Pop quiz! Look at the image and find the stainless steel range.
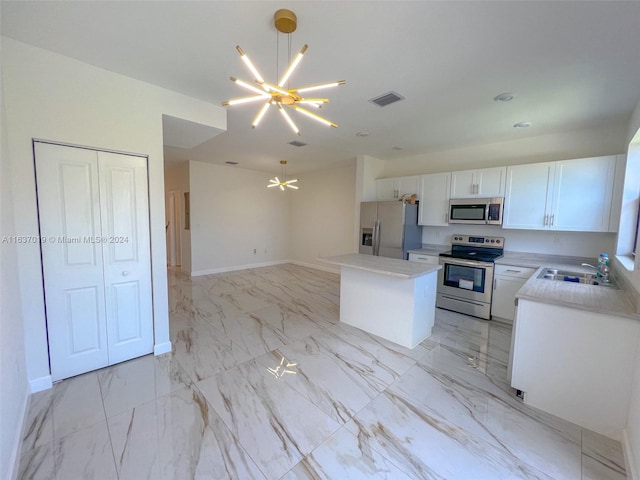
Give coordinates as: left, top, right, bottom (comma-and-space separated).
436, 234, 505, 320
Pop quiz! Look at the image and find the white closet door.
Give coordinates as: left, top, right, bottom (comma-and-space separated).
35, 143, 108, 380
98, 152, 153, 364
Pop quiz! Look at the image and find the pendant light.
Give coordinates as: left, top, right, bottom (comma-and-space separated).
267, 160, 298, 191
222, 9, 345, 135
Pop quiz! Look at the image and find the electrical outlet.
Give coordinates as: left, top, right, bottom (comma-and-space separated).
253, 248, 257, 254
264, 249, 267, 254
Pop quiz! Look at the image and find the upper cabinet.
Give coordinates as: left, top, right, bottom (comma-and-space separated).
503, 155, 618, 232
375, 176, 420, 201
418, 172, 451, 226
450, 167, 506, 198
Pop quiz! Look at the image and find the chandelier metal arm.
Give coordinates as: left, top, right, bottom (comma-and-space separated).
290, 105, 338, 128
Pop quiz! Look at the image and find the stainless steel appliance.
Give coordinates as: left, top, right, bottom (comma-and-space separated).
359, 201, 422, 260
436, 234, 505, 320
449, 197, 504, 225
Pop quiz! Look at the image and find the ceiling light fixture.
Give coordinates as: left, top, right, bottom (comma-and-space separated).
513, 121, 532, 128
267, 160, 299, 191
222, 9, 345, 135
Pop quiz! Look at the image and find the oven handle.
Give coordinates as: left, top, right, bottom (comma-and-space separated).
439, 257, 495, 268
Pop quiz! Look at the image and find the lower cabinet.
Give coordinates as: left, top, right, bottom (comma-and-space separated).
491, 264, 536, 322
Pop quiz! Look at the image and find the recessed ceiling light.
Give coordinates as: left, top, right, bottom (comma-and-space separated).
225, 161, 239, 165
513, 121, 532, 128
392, 146, 403, 151
494, 92, 514, 102
356, 131, 370, 137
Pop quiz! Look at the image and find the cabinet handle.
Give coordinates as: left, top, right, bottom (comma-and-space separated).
543, 214, 548, 226
550, 214, 555, 226
505, 269, 521, 273
493, 278, 497, 290
445, 213, 449, 223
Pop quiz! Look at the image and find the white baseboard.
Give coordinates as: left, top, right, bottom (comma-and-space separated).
623, 428, 638, 480
154, 341, 172, 356
7, 383, 30, 480
290, 260, 340, 274
190, 260, 289, 277
29, 375, 52, 393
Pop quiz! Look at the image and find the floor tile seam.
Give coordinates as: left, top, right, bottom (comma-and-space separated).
191, 373, 307, 480
411, 359, 583, 447
362, 386, 573, 480
267, 343, 389, 426
96, 371, 121, 479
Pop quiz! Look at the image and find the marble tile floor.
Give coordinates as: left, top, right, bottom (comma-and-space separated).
17, 264, 627, 479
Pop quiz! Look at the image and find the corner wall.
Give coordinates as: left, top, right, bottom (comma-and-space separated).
0, 58, 29, 480
1, 37, 226, 389
289, 161, 357, 270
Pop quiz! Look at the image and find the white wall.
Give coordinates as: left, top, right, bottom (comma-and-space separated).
0, 64, 29, 480
164, 161, 191, 273
1, 37, 226, 389
189, 161, 289, 275
289, 161, 357, 271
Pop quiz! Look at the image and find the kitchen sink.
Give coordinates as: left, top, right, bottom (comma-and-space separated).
537, 268, 618, 288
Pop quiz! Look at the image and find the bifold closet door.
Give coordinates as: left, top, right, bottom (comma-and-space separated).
35, 142, 153, 381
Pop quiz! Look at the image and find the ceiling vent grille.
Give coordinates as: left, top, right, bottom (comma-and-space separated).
225, 161, 239, 165
369, 91, 405, 107
288, 140, 308, 147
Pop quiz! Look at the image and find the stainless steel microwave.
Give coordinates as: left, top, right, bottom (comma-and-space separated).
448, 197, 504, 225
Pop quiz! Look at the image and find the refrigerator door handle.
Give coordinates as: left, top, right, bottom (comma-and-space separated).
373, 219, 381, 256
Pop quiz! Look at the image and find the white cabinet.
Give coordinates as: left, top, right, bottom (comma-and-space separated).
491, 264, 535, 323
450, 167, 506, 198
503, 156, 617, 232
510, 299, 640, 438
408, 253, 440, 265
418, 172, 451, 226
375, 176, 420, 201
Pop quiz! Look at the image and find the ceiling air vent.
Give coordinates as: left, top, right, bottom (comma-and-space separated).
224, 161, 239, 165
288, 140, 307, 147
369, 91, 405, 107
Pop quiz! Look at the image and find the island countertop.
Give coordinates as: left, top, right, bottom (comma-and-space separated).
321, 253, 441, 279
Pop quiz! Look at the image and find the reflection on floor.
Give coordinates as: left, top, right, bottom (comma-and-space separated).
18, 264, 627, 479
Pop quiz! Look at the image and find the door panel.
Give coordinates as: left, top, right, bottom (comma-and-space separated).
35, 142, 109, 380
502, 163, 553, 229
98, 152, 153, 364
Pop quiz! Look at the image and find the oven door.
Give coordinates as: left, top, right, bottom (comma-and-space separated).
437, 257, 494, 304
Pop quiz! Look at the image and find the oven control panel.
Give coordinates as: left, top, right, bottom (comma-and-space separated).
451, 235, 505, 247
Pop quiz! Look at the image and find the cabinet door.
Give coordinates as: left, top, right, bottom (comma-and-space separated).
397, 176, 420, 200
450, 170, 476, 198
35, 143, 109, 381
99, 152, 154, 365
492, 276, 525, 322
477, 167, 506, 197
375, 178, 398, 200
550, 156, 616, 232
503, 163, 554, 229
418, 172, 451, 226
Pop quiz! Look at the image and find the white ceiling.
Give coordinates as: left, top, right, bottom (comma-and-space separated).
2, 1, 640, 175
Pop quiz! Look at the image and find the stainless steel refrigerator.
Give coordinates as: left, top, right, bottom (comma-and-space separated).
359, 201, 422, 259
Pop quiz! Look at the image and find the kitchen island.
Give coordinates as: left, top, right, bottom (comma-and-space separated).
321, 253, 441, 348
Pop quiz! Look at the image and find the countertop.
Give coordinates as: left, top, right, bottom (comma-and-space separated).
321, 253, 441, 279
407, 244, 449, 256
496, 251, 596, 269
516, 269, 639, 320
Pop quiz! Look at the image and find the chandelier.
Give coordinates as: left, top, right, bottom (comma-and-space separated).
221, 9, 345, 135
267, 160, 298, 191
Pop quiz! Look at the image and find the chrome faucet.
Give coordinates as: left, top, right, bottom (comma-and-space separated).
581, 263, 610, 282
581, 263, 598, 270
